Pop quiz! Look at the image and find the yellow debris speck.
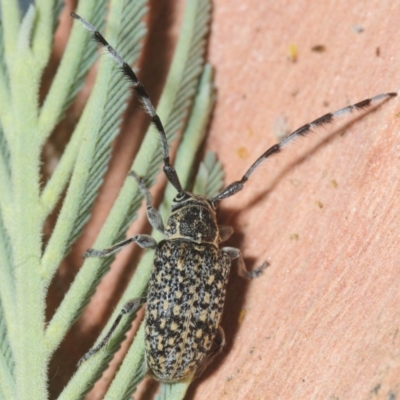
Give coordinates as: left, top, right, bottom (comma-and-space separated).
238, 309, 246, 324
237, 146, 249, 159
290, 179, 301, 187
311, 44, 326, 53
288, 44, 298, 62
315, 200, 323, 208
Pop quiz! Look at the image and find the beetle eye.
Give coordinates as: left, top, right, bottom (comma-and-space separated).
174, 192, 189, 202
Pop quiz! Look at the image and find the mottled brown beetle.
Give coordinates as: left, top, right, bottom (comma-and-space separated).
72, 12, 396, 381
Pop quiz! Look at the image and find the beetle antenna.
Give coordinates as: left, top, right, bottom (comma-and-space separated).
212, 92, 396, 202
70, 12, 184, 193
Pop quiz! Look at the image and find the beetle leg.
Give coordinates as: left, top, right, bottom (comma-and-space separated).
83, 234, 157, 258
77, 297, 145, 366
194, 326, 226, 379
222, 246, 268, 279
218, 225, 234, 242
129, 171, 165, 234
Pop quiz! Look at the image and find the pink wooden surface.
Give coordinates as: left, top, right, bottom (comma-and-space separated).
48, 1, 400, 399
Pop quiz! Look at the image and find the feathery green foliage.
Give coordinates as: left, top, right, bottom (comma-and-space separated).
0, 0, 222, 399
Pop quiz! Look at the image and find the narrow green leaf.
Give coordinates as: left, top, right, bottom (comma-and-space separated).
41, 0, 148, 287
38, 0, 109, 178
31, 0, 55, 70
0, 19, 12, 174
17, 4, 35, 56
103, 324, 147, 400
0, 296, 13, 398
0, 213, 14, 334
156, 376, 194, 400
161, 63, 216, 215
0, 298, 12, 370
66, 3, 148, 248
0, 0, 20, 65
38, 0, 108, 145
53, 0, 65, 32
193, 151, 225, 198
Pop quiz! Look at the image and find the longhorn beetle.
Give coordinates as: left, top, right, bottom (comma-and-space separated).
71, 12, 396, 382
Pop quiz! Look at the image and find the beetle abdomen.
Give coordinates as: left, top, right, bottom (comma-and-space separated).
145, 240, 231, 381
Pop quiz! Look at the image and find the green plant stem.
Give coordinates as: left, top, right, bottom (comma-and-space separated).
31, 0, 53, 71
3, 6, 48, 399
0, 0, 20, 67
